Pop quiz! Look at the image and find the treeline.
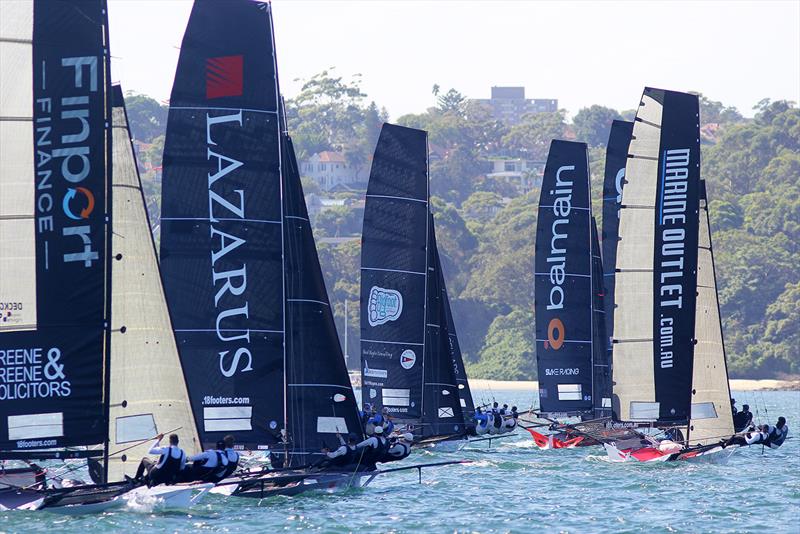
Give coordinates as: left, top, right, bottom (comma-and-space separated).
125, 74, 799, 379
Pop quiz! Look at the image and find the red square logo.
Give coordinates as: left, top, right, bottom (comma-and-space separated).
206, 55, 243, 99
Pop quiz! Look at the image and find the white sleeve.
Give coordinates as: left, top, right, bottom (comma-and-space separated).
327, 445, 347, 459
356, 437, 376, 449
180, 450, 187, 470
148, 438, 166, 455
188, 450, 212, 462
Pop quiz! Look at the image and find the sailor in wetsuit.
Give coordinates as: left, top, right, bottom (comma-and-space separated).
733, 404, 754, 432
220, 434, 239, 478
134, 433, 187, 487
356, 425, 388, 467
185, 441, 229, 483
382, 433, 414, 463
765, 417, 789, 449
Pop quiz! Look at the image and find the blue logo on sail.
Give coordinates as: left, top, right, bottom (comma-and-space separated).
368, 286, 403, 327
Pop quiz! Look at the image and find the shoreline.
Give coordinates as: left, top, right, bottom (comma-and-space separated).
467, 378, 800, 392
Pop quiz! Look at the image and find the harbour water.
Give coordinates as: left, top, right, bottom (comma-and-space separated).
1, 389, 797, 533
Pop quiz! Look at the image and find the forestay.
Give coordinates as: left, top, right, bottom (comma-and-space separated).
612, 88, 700, 425
0, 0, 112, 454
107, 85, 199, 481
688, 180, 733, 445
534, 140, 594, 416
159, 0, 284, 451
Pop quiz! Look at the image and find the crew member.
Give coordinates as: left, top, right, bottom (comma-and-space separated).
186, 440, 229, 482
730, 398, 738, 416
356, 425, 387, 467
134, 433, 187, 487
765, 417, 789, 449
381, 407, 395, 435
383, 433, 413, 463
221, 434, 240, 478
733, 405, 754, 432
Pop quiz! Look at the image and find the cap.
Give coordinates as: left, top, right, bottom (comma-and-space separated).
374, 426, 384, 434
402, 433, 414, 442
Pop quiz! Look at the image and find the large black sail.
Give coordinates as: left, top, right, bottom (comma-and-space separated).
534, 140, 593, 416
360, 124, 429, 424
421, 220, 464, 439
159, 0, 284, 450
612, 88, 700, 424
590, 217, 611, 417
439, 258, 475, 424
282, 132, 363, 460
600, 120, 633, 367
0, 0, 112, 453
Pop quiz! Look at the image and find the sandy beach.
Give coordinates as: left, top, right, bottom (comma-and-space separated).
468, 378, 800, 392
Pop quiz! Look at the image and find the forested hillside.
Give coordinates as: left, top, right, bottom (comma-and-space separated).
125, 74, 799, 379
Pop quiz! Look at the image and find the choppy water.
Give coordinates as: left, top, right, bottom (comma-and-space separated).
1, 389, 798, 533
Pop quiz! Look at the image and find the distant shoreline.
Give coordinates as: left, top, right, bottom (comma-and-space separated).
349, 373, 800, 391
467, 378, 800, 392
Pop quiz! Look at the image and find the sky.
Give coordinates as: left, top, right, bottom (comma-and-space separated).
108, 0, 800, 119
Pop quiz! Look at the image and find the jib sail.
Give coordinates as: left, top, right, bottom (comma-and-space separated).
439, 254, 475, 424
282, 130, 364, 459
688, 180, 733, 445
611, 88, 700, 425
534, 140, 594, 416
107, 85, 199, 480
590, 217, 611, 417
423, 219, 464, 438
159, 0, 284, 450
0, 0, 113, 453
600, 120, 633, 368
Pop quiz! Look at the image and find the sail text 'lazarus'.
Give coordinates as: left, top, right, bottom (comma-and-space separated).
207, 110, 253, 378
658, 148, 691, 369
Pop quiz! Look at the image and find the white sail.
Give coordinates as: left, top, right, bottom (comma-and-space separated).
107, 90, 199, 481
0, 0, 37, 332
611, 93, 662, 421
688, 190, 734, 445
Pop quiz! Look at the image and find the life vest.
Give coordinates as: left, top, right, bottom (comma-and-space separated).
221, 449, 239, 478
330, 445, 357, 468
767, 425, 788, 449
151, 446, 184, 485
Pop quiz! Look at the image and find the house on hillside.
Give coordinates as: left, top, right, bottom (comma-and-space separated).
484, 156, 545, 193
472, 86, 558, 125
301, 151, 368, 191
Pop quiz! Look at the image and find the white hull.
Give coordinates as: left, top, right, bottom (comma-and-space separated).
123, 482, 214, 510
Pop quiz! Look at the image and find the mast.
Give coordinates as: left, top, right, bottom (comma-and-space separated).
611, 88, 700, 425
590, 217, 611, 418
0, 0, 113, 459
534, 140, 594, 418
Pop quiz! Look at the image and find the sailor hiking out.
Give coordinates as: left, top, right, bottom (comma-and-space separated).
356, 425, 388, 467
221, 434, 240, 478
134, 433, 187, 487
185, 441, 229, 482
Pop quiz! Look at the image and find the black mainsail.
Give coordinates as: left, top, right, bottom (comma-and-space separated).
0, 0, 113, 458
160, 0, 360, 463
600, 120, 633, 377
360, 124, 463, 440
611, 88, 700, 425
534, 140, 595, 417
590, 217, 611, 417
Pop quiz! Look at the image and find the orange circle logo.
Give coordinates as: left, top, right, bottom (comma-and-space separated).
547, 318, 565, 350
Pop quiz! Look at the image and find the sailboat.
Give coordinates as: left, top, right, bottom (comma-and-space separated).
158, 1, 461, 496
0, 0, 209, 512
360, 123, 474, 449
529, 140, 610, 448
577, 88, 737, 462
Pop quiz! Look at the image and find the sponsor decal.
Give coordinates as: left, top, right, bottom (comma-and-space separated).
400, 349, 416, 370
438, 407, 454, 418
369, 388, 377, 399
656, 148, 691, 369
0, 303, 23, 326
61, 187, 95, 220
0, 347, 71, 400
363, 361, 388, 379
367, 286, 403, 326
206, 55, 244, 99
545, 317, 565, 350
544, 367, 580, 376
543, 165, 574, 350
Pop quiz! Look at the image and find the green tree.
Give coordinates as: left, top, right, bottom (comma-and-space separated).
572, 105, 622, 147
124, 91, 167, 142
